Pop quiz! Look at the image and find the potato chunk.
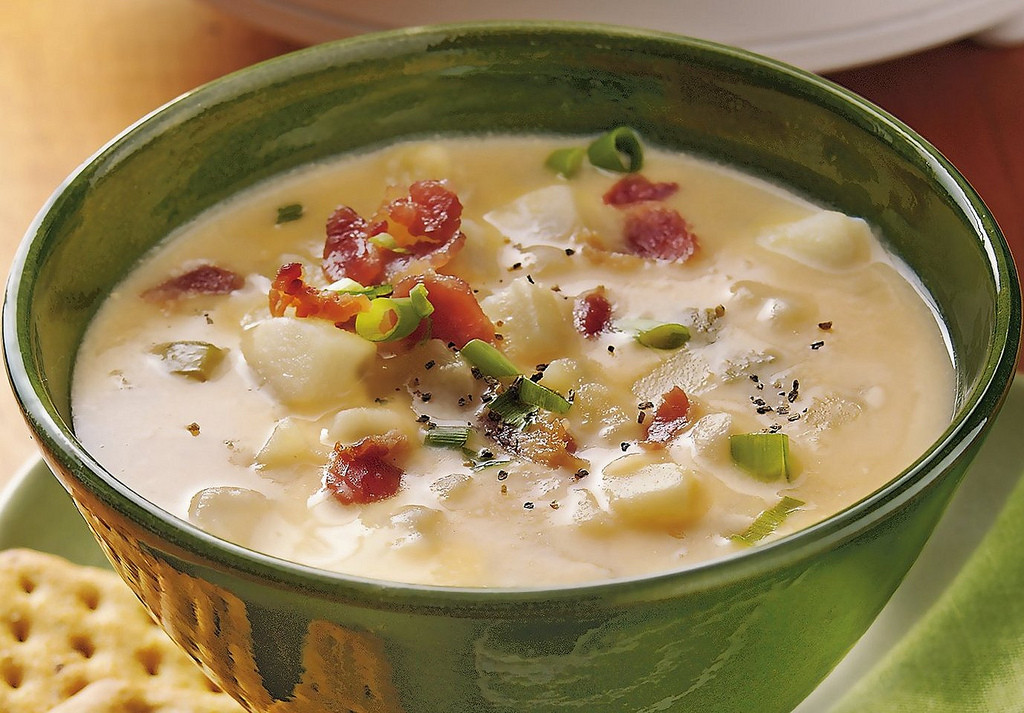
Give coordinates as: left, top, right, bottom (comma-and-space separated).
480, 277, 574, 365
758, 210, 872, 271
241, 317, 375, 413
602, 454, 706, 531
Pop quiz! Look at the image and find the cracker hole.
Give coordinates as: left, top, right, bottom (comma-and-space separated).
77, 585, 101, 611
61, 676, 89, 698
8, 615, 29, 642
70, 634, 96, 659
17, 575, 35, 594
136, 647, 162, 676
125, 700, 155, 713
1, 660, 23, 689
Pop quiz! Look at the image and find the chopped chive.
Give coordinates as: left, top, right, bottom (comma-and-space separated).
409, 283, 434, 318
275, 203, 304, 224
152, 341, 226, 382
545, 147, 586, 178
731, 496, 805, 545
424, 425, 472, 449
325, 278, 394, 298
636, 322, 691, 350
516, 376, 571, 414
369, 232, 410, 253
466, 452, 512, 472
487, 387, 538, 429
729, 432, 791, 482
354, 289, 434, 342
587, 127, 644, 173
459, 339, 520, 378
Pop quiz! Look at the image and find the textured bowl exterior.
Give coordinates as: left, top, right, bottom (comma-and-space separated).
4, 23, 1020, 713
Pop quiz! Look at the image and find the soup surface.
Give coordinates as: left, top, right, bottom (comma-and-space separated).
72, 135, 954, 586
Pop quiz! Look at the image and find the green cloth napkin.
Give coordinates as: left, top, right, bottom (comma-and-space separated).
830, 380, 1024, 713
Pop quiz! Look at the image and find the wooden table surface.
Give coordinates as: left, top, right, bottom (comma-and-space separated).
1, 0, 1022, 492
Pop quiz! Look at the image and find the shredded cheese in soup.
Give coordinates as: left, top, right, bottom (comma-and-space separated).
71, 135, 954, 586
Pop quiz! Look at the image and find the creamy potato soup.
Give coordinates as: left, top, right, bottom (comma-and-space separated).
72, 134, 954, 587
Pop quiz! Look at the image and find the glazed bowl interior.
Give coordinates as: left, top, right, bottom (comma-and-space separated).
2, 22, 1020, 712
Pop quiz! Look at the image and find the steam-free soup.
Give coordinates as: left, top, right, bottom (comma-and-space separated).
72, 135, 953, 586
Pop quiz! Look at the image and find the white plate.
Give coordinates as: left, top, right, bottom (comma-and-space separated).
204, 0, 1024, 72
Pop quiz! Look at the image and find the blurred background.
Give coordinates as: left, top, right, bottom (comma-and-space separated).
1, 0, 1023, 487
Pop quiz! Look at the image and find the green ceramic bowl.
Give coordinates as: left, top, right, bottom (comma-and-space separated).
4, 23, 1020, 713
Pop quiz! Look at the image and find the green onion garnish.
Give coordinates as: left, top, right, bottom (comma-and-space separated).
369, 232, 410, 254
409, 283, 434, 318
275, 203, 304, 224
544, 147, 586, 178
729, 433, 791, 482
424, 425, 472, 449
636, 323, 691, 350
731, 496, 804, 545
587, 127, 644, 173
325, 278, 394, 298
487, 387, 539, 430
152, 341, 226, 382
517, 377, 572, 414
459, 339, 520, 378
462, 447, 513, 471
354, 284, 434, 342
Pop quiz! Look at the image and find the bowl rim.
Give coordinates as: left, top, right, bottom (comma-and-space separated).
4, 20, 1020, 609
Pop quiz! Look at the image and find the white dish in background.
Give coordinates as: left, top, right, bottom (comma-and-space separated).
204, 0, 1024, 72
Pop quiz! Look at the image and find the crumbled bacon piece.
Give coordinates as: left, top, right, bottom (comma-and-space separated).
373, 179, 463, 248
573, 287, 613, 338
603, 174, 679, 206
393, 273, 496, 348
268, 262, 369, 325
645, 386, 691, 444
486, 412, 588, 471
624, 204, 698, 262
323, 206, 387, 285
321, 181, 467, 284
323, 432, 408, 504
142, 264, 243, 302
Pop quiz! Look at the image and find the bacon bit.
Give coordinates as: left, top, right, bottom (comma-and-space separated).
644, 386, 691, 444
573, 287, 613, 338
323, 206, 387, 285
372, 180, 463, 249
322, 182, 467, 284
603, 174, 679, 206
487, 412, 589, 471
142, 264, 243, 302
393, 272, 496, 349
385, 229, 467, 283
323, 432, 408, 505
623, 204, 698, 262
268, 262, 369, 324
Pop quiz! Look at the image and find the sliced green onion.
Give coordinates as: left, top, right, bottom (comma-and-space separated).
730, 496, 805, 545
462, 447, 513, 471
325, 278, 394, 298
275, 203, 304, 224
409, 283, 434, 318
545, 147, 586, 178
729, 433, 791, 482
636, 323, 691, 350
587, 127, 644, 173
487, 387, 538, 430
152, 341, 225, 382
424, 425, 472, 449
369, 232, 410, 254
517, 377, 571, 414
459, 339, 520, 378
354, 290, 435, 343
